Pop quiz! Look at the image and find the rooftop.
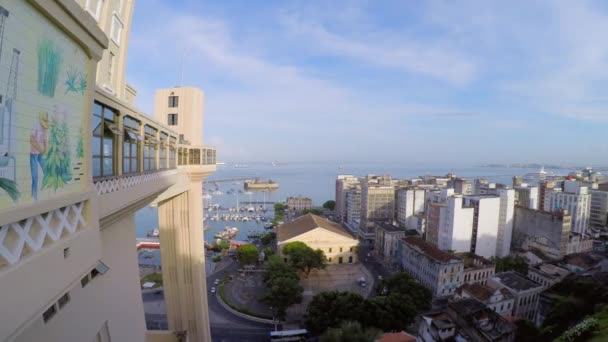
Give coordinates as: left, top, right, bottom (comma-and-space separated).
492, 271, 542, 292
456, 252, 494, 270
375, 222, 405, 233
375, 331, 416, 342
460, 283, 512, 302
401, 237, 462, 264
530, 263, 570, 279
277, 214, 356, 242
563, 252, 607, 270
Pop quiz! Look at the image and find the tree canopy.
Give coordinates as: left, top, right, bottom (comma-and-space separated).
236, 244, 259, 265
490, 255, 529, 275
274, 202, 287, 215
260, 232, 276, 245
305, 291, 367, 334
303, 208, 323, 215
263, 247, 275, 260
263, 255, 303, 321
320, 321, 381, 342
322, 200, 336, 211
282, 241, 328, 276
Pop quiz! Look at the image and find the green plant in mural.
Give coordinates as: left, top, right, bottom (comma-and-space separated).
65, 67, 79, 94
0, 177, 20, 202
42, 115, 72, 190
37, 38, 63, 97
76, 127, 84, 159
78, 72, 87, 94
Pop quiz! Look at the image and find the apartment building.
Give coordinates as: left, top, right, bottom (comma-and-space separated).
396, 187, 426, 230
514, 184, 539, 210
426, 191, 475, 254
513, 206, 571, 259
344, 185, 361, 233
450, 177, 473, 195
398, 237, 464, 297
495, 189, 515, 257
527, 263, 570, 289
544, 180, 591, 236
464, 195, 501, 258
335, 175, 359, 223
360, 175, 394, 243
286, 196, 313, 211
457, 253, 495, 285
589, 189, 608, 234
488, 272, 543, 322
538, 180, 562, 212
374, 223, 406, 265
0, 1, 216, 342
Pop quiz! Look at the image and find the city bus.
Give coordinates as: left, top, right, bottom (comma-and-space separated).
269, 329, 308, 341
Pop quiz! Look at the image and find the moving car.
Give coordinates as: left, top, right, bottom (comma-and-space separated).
210, 287, 216, 293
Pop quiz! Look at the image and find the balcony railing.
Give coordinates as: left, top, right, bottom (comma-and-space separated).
0, 201, 87, 269
94, 171, 177, 195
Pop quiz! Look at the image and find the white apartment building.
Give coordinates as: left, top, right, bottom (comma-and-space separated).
589, 189, 608, 233
456, 283, 515, 318
335, 175, 359, 223
396, 187, 426, 230
429, 194, 474, 254
398, 237, 464, 298
495, 188, 516, 258
544, 180, 591, 236
360, 175, 394, 242
344, 185, 361, 233
514, 184, 539, 210
464, 195, 501, 259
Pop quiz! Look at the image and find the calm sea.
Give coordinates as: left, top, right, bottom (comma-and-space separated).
135, 162, 575, 242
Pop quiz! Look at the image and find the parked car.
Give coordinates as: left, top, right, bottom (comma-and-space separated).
214, 279, 220, 285
359, 281, 367, 287
210, 287, 216, 293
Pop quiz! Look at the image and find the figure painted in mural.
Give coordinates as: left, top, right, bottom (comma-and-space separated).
30, 111, 49, 200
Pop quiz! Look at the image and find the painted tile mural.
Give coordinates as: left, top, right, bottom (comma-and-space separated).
0, 0, 88, 210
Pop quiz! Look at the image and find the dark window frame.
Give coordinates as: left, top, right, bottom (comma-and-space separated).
92, 102, 119, 178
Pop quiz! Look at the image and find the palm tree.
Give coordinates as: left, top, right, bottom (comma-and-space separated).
0, 177, 20, 202
320, 321, 382, 342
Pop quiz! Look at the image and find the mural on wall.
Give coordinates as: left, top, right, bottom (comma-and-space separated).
0, 1, 89, 210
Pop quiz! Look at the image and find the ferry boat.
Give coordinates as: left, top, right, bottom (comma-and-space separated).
244, 179, 279, 190
214, 226, 239, 239
147, 229, 159, 238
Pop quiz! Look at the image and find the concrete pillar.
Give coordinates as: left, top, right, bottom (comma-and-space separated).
158, 177, 210, 342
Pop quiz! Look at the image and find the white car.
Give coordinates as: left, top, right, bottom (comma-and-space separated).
210, 287, 216, 293
214, 279, 220, 285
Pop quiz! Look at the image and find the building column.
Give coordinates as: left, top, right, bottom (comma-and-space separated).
158, 177, 210, 342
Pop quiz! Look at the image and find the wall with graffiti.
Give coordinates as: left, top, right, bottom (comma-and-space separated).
0, 1, 89, 210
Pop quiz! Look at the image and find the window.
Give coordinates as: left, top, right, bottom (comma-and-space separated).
159, 133, 168, 169
329, 247, 332, 253
63, 247, 70, 259
350, 247, 353, 252
58, 292, 70, 309
329, 257, 332, 262
91, 260, 109, 279
81, 275, 90, 288
85, 0, 104, 21
338, 257, 343, 264
189, 148, 201, 165
92, 102, 119, 178
169, 137, 176, 168
91, 268, 100, 279
43, 305, 57, 323
168, 95, 179, 108
340, 247, 343, 252
144, 125, 158, 171
168, 113, 178, 126
110, 13, 123, 45
348, 256, 353, 263
123, 116, 141, 174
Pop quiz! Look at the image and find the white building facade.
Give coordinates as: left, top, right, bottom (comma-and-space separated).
464, 195, 501, 258
544, 180, 590, 236
396, 187, 426, 230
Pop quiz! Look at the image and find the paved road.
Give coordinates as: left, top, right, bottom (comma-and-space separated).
143, 258, 275, 341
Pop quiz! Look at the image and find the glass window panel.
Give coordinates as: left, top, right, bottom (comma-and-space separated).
93, 157, 101, 177
94, 103, 103, 117
103, 158, 113, 176
104, 107, 115, 121
93, 115, 102, 134
123, 158, 130, 173
92, 137, 101, 155
103, 137, 113, 157
131, 144, 137, 155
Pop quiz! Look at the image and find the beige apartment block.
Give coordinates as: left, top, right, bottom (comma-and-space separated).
0, 1, 216, 342
155, 87, 205, 146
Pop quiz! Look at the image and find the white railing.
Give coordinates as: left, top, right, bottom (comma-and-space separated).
94, 170, 176, 195
0, 201, 87, 267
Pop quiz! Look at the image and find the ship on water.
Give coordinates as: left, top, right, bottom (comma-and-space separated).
244, 178, 279, 190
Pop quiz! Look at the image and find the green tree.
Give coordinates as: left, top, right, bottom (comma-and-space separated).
219, 241, 230, 250
43, 116, 72, 190
322, 200, 336, 211
236, 244, 259, 265
282, 241, 328, 276
320, 321, 381, 342
305, 291, 367, 334
514, 320, 541, 342
376, 272, 432, 312
303, 208, 323, 215
261, 232, 276, 245
274, 202, 287, 215
263, 255, 302, 321
263, 247, 275, 260
76, 127, 84, 159
490, 255, 529, 275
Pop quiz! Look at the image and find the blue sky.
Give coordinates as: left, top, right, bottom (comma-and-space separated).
126, 0, 608, 165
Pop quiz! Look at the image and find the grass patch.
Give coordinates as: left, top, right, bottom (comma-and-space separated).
212, 255, 222, 262
218, 280, 273, 320
141, 272, 163, 288
589, 306, 608, 342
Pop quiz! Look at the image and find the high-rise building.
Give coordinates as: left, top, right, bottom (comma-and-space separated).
0, 2, 216, 341
359, 175, 394, 243
495, 189, 515, 258
451, 178, 473, 195
514, 184, 539, 210
544, 180, 590, 236
396, 187, 426, 230
344, 185, 361, 233
335, 175, 359, 223
538, 180, 562, 213
426, 191, 474, 254
463, 195, 501, 258
513, 207, 571, 259
589, 189, 608, 234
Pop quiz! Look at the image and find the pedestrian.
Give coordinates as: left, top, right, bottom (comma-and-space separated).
30, 111, 49, 200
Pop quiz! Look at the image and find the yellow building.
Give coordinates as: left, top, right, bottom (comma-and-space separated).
277, 214, 359, 264
0, 1, 215, 342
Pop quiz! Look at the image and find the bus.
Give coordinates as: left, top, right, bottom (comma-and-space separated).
269, 329, 308, 341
